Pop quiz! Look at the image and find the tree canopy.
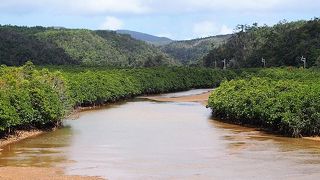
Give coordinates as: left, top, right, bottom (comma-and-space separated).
203, 18, 320, 68
0, 25, 177, 67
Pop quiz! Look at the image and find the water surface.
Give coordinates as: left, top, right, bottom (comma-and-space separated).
1, 90, 320, 179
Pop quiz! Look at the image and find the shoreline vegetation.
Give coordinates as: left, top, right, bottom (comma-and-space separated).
0, 62, 236, 147
208, 68, 320, 137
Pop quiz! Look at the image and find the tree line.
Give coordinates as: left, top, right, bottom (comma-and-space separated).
203, 18, 320, 68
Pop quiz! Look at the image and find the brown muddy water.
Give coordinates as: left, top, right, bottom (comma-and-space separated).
1, 89, 320, 179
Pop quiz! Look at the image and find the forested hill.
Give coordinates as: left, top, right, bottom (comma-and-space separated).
0, 25, 177, 67
160, 35, 231, 65
203, 18, 320, 68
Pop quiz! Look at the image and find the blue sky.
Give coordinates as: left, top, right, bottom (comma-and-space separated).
0, 0, 319, 40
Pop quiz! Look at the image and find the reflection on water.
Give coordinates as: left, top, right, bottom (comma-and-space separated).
1, 90, 320, 179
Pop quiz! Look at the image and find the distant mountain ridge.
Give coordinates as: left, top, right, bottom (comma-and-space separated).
116, 30, 174, 46
117, 29, 232, 65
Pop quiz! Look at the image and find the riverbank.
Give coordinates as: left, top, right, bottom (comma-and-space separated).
302, 136, 320, 141
0, 130, 44, 148
143, 91, 211, 106
0, 104, 123, 149
0, 167, 102, 180
0, 125, 103, 180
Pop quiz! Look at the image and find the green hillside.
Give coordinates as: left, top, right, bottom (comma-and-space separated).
203, 18, 320, 68
95, 30, 177, 67
0, 26, 77, 66
160, 35, 231, 65
36, 29, 128, 66
0, 25, 177, 67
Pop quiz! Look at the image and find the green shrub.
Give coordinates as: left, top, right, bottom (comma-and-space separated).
0, 63, 69, 134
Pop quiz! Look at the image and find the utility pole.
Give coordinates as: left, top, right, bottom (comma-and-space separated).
222, 59, 227, 70
301, 56, 307, 69
261, 58, 266, 68
214, 60, 217, 69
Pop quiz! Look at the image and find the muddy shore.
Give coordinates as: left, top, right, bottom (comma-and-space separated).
0, 167, 102, 180
0, 131, 103, 179
0, 130, 44, 148
142, 91, 211, 106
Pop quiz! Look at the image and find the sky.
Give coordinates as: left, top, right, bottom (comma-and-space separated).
0, 0, 319, 40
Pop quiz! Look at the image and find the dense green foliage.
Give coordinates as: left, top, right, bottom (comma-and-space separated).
208, 68, 320, 137
0, 63, 236, 135
36, 29, 127, 66
0, 25, 176, 67
203, 18, 320, 68
0, 63, 69, 134
53, 66, 236, 107
161, 35, 231, 65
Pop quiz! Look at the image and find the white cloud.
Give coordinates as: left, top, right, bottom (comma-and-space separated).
182, 0, 281, 11
146, 0, 319, 14
69, 0, 150, 15
0, 0, 150, 15
1, 0, 319, 15
99, 16, 123, 30
193, 21, 232, 37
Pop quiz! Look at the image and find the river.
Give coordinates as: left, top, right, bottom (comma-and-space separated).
1, 89, 320, 179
